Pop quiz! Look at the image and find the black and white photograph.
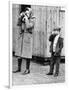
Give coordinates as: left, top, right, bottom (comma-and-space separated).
12, 3, 65, 86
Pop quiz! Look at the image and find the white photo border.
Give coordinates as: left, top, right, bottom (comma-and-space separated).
9, 0, 68, 89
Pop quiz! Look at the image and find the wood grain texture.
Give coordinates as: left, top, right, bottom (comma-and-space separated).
12, 5, 65, 58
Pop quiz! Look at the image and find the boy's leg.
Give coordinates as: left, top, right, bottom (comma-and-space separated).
47, 56, 55, 75
54, 56, 60, 76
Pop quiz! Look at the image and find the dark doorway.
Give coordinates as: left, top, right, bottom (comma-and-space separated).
20, 4, 31, 13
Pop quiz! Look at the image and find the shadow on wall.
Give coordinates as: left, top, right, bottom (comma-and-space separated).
12, 51, 65, 65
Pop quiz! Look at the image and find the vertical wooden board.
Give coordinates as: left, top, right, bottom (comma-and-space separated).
12, 4, 20, 53
46, 6, 60, 57
42, 6, 47, 57
39, 6, 45, 57
52, 7, 57, 30
31, 5, 47, 57
59, 11, 65, 56
31, 6, 41, 56
56, 7, 60, 27
46, 6, 52, 57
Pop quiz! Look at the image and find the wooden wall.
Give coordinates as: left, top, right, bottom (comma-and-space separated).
31, 6, 65, 57
12, 4, 20, 52
12, 5, 65, 58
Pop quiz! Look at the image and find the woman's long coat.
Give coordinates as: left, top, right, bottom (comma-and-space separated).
15, 18, 34, 59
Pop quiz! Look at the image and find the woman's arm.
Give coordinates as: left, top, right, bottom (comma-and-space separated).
25, 19, 34, 29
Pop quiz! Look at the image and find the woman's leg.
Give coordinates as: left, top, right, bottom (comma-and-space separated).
22, 58, 30, 74
26, 58, 30, 70
13, 57, 22, 73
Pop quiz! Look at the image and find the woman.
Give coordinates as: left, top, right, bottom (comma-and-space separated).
13, 7, 35, 75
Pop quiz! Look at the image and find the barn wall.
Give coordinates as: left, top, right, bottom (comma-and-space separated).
31, 6, 65, 57
31, 5, 47, 57
46, 6, 61, 57
12, 5, 65, 58
12, 4, 20, 52
59, 10, 65, 56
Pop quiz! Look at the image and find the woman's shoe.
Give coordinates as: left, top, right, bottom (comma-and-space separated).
46, 72, 53, 75
22, 69, 30, 75
13, 69, 20, 73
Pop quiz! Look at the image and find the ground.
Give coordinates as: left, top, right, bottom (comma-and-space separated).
12, 57, 65, 86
